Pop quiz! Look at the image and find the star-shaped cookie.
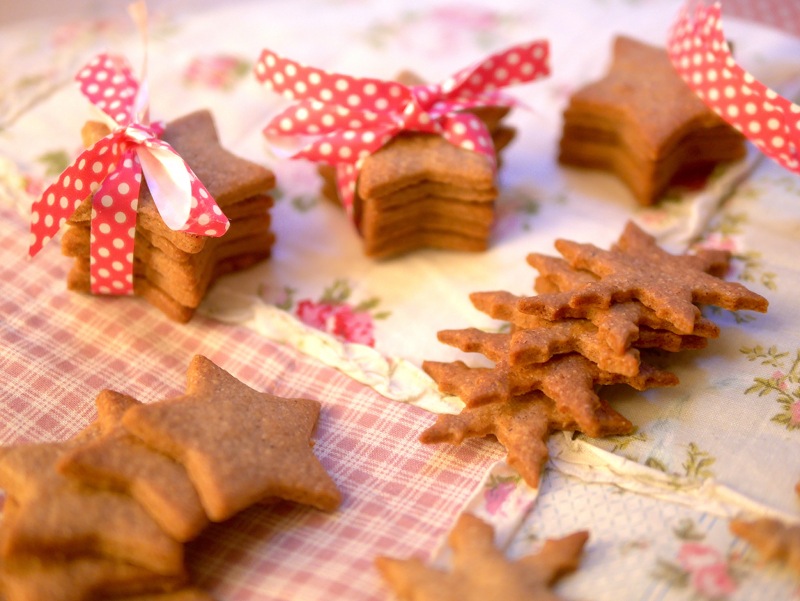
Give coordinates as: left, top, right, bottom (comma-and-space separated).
518, 222, 768, 334
0, 552, 188, 601
471, 286, 716, 356
558, 35, 746, 205
57, 389, 209, 542
730, 517, 800, 576
375, 512, 588, 601
0, 430, 184, 575
420, 391, 632, 487
121, 355, 342, 522
437, 323, 643, 377
423, 354, 676, 437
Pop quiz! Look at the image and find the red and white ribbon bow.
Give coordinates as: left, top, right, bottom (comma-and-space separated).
29, 53, 230, 295
668, 1, 800, 174
254, 40, 550, 215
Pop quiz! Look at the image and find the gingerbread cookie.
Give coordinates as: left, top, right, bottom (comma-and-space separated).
423, 354, 676, 437
63, 110, 276, 322
122, 355, 342, 522
730, 517, 800, 575
420, 392, 631, 486
0, 555, 188, 601
559, 35, 746, 205
376, 512, 588, 601
518, 222, 768, 334
57, 390, 209, 542
420, 220, 768, 489
317, 68, 518, 259
0, 433, 184, 575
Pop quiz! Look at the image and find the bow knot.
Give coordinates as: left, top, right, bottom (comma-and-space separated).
29, 53, 229, 296
255, 40, 550, 215
122, 121, 165, 143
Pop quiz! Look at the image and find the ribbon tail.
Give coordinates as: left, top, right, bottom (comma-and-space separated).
138, 139, 228, 236
441, 39, 550, 98
29, 136, 122, 258
89, 149, 141, 295
668, 2, 800, 174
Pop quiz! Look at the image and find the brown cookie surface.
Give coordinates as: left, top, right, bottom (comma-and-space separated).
375, 512, 588, 600
559, 35, 746, 205
57, 390, 209, 543
420, 391, 631, 487
122, 356, 342, 522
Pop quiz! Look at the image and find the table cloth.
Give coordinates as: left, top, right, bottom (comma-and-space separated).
1, 0, 799, 599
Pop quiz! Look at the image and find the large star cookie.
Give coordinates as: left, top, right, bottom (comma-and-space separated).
122, 355, 342, 522
375, 512, 588, 601
518, 221, 768, 334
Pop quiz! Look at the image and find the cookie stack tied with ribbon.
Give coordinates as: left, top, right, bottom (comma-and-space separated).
421, 221, 768, 488
558, 34, 746, 205
255, 41, 550, 259
30, 53, 276, 323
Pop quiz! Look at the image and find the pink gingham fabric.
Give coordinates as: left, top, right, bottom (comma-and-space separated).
1, 202, 502, 600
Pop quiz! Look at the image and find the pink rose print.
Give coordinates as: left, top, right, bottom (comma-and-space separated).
331, 306, 375, 347
184, 55, 249, 90
296, 299, 334, 330
791, 401, 800, 427
430, 6, 498, 32
484, 480, 515, 515
296, 300, 375, 347
692, 564, 737, 599
773, 371, 789, 392
677, 542, 737, 599
677, 542, 722, 572
22, 175, 44, 198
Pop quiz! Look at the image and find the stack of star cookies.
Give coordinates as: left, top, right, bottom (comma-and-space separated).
421, 221, 769, 487
558, 35, 747, 205
60, 110, 276, 322
0, 355, 341, 600
319, 73, 516, 259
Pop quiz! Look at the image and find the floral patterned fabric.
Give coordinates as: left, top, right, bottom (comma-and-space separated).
1, 0, 799, 599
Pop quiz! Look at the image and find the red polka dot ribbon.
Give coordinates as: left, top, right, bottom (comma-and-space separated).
29, 53, 229, 296
254, 40, 550, 216
668, 2, 800, 174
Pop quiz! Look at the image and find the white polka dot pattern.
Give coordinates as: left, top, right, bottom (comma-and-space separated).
29, 53, 229, 296
254, 40, 550, 215
668, 2, 800, 173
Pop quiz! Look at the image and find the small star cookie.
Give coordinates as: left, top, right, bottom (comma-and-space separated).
375, 512, 588, 601
422, 354, 676, 437
730, 517, 800, 576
